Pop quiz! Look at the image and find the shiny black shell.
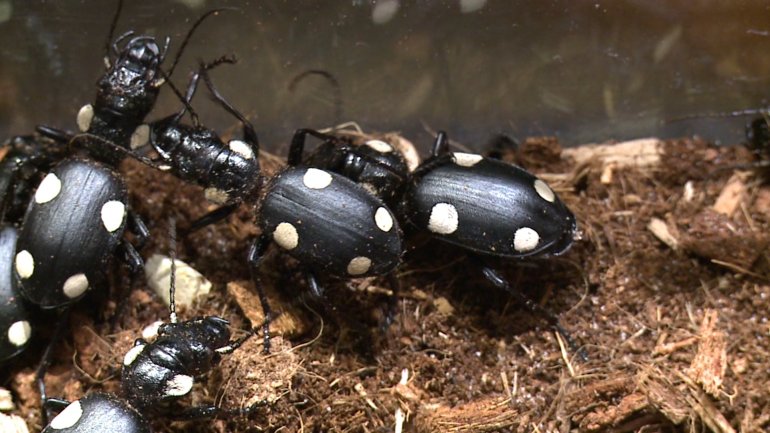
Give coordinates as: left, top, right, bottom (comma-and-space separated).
150, 119, 260, 203
0, 134, 68, 223
0, 226, 31, 361
121, 317, 231, 410
405, 153, 576, 258
305, 139, 409, 206
15, 159, 128, 308
259, 167, 402, 277
41, 393, 150, 433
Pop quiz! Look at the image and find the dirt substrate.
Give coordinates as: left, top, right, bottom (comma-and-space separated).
2, 133, 769, 433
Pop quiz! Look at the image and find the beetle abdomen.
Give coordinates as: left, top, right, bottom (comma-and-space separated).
406, 154, 576, 257
0, 226, 31, 361
42, 393, 150, 433
15, 159, 128, 308
260, 167, 402, 277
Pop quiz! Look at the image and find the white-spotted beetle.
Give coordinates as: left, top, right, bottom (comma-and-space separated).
40, 0, 224, 165
0, 225, 32, 362
114, 62, 404, 349
41, 223, 266, 431
0, 131, 70, 224
14, 158, 147, 309
132, 56, 262, 226
291, 129, 583, 356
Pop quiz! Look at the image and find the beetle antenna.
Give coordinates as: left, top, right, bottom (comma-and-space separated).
289, 69, 343, 127
165, 8, 233, 79
103, 0, 124, 64
168, 216, 178, 324
160, 68, 201, 125
199, 57, 261, 150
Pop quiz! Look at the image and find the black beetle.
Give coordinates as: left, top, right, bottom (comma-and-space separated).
289, 128, 410, 208
42, 393, 150, 433
14, 158, 146, 309
290, 129, 582, 355
0, 131, 70, 224
42, 319, 260, 431
12, 155, 149, 417
0, 225, 32, 362
404, 132, 576, 258
116, 64, 404, 348
41, 231, 265, 431
130, 57, 262, 228
288, 129, 576, 256
41, 0, 223, 165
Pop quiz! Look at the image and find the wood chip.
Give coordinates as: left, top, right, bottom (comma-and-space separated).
145, 254, 212, 308
0, 388, 13, 411
712, 174, 747, 216
687, 309, 727, 397
563, 138, 662, 168
227, 280, 308, 338
639, 374, 690, 425
432, 297, 454, 316
414, 398, 518, 433
648, 217, 679, 250
0, 413, 28, 433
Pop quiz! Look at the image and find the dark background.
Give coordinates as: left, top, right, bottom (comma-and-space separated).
1, 0, 770, 152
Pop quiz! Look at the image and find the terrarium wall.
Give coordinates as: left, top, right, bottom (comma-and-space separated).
0, 0, 769, 149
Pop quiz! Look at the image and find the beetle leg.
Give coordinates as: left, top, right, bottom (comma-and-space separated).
485, 133, 519, 160
43, 397, 71, 414
164, 399, 269, 420
37, 311, 70, 425
35, 125, 74, 144
247, 233, 273, 353
127, 210, 150, 250
477, 261, 587, 361
430, 131, 450, 157
288, 128, 337, 166
381, 272, 401, 330
411, 152, 453, 178
187, 202, 240, 233
305, 271, 324, 298
198, 62, 262, 158
120, 241, 144, 274
215, 316, 274, 355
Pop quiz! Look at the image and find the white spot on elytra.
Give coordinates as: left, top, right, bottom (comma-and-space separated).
273, 222, 299, 250
365, 140, 393, 153
303, 168, 333, 189
427, 203, 458, 234
76, 104, 94, 132
452, 152, 483, 167
62, 273, 89, 299
228, 140, 255, 159
49, 400, 83, 429
100, 200, 126, 232
204, 187, 230, 205
347, 256, 372, 276
15, 250, 34, 279
123, 344, 146, 366
130, 124, 150, 149
164, 374, 194, 396
374, 207, 393, 232
7, 321, 31, 347
513, 227, 540, 252
35, 173, 62, 204
533, 179, 555, 202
